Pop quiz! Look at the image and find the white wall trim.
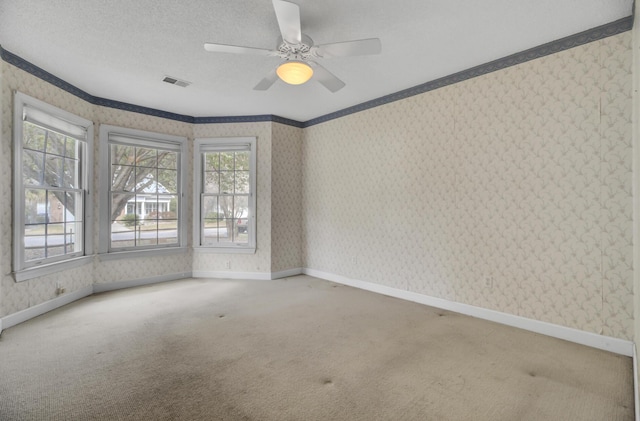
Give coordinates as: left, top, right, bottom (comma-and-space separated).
192, 270, 272, 280
303, 268, 635, 357
1, 286, 93, 330
271, 268, 303, 279
634, 344, 639, 421
93, 272, 192, 293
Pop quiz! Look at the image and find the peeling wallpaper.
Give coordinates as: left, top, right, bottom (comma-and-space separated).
302, 33, 633, 340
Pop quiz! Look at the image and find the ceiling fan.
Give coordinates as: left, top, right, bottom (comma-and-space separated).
204, 0, 382, 92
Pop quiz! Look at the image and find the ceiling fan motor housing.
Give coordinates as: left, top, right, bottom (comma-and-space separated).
276, 34, 319, 61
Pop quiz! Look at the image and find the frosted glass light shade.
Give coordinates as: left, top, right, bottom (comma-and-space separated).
276, 61, 313, 85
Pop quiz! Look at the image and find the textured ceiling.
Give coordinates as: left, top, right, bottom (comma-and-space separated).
0, 0, 633, 122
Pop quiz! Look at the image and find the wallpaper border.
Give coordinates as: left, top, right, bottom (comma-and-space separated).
304, 15, 634, 127
0, 15, 632, 128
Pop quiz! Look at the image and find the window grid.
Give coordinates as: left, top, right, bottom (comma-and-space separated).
195, 138, 256, 252
107, 139, 181, 252
22, 122, 85, 265
14, 92, 93, 278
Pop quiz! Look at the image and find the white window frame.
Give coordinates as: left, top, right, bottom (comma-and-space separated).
98, 125, 187, 260
13, 92, 94, 281
193, 137, 257, 254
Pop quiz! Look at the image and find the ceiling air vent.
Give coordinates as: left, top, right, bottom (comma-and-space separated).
162, 76, 191, 88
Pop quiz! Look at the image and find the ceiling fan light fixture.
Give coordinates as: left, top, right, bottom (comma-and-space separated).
276, 60, 313, 85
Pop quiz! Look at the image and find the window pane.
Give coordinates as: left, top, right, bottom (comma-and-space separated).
23, 149, 44, 186
203, 195, 218, 219
204, 171, 220, 193
47, 193, 65, 223
158, 220, 178, 245
112, 144, 135, 166
65, 137, 78, 159
111, 163, 137, 192
138, 228, 158, 246
135, 194, 150, 220
65, 221, 83, 253
158, 169, 177, 194
136, 171, 156, 194
158, 151, 177, 170
137, 147, 157, 169
235, 151, 249, 171
64, 192, 83, 223
23, 123, 46, 151
45, 155, 64, 187
218, 196, 234, 219
144, 198, 159, 220
202, 218, 220, 245
25, 189, 48, 224
219, 171, 234, 194
218, 219, 232, 242
204, 152, 219, 171
219, 152, 234, 170
111, 221, 136, 249
45, 131, 66, 157
46, 229, 66, 258
235, 171, 250, 194
111, 193, 136, 222
235, 195, 249, 218
24, 224, 46, 261
63, 158, 80, 189
164, 195, 178, 219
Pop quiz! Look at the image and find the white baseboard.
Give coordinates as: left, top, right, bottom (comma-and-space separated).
192, 268, 303, 280
93, 272, 192, 293
303, 268, 635, 357
634, 345, 639, 421
271, 268, 303, 279
192, 270, 272, 280
1, 286, 94, 330
2, 268, 634, 359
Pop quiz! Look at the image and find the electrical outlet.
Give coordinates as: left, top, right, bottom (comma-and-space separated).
225, 260, 231, 269
55, 282, 66, 295
351, 256, 358, 265
484, 277, 493, 289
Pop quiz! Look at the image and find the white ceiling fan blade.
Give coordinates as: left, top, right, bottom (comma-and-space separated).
272, 0, 302, 44
309, 62, 345, 93
204, 43, 274, 56
253, 68, 279, 90
313, 38, 382, 58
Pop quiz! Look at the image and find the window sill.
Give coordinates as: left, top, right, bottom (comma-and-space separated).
98, 247, 188, 262
14, 255, 94, 282
193, 246, 256, 255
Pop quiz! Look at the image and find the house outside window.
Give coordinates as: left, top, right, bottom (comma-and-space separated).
13, 92, 94, 280
99, 125, 187, 255
194, 137, 256, 253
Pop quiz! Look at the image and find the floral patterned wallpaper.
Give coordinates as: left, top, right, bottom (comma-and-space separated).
302, 32, 633, 340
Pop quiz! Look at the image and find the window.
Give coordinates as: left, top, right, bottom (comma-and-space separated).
194, 137, 256, 253
13, 92, 93, 280
99, 125, 186, 256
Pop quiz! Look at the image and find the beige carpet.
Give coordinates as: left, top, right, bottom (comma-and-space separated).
0, 275, 633, 420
